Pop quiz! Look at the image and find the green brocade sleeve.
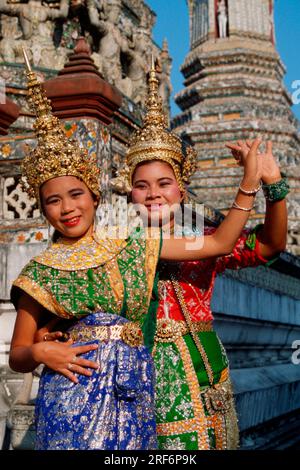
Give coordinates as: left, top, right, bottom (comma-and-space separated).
10, 261, 73, 318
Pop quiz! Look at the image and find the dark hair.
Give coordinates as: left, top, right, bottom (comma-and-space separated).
52, 229, 61, 243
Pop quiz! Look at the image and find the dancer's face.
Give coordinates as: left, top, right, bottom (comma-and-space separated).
131, 161, 184, 226
40, 176, 98, 239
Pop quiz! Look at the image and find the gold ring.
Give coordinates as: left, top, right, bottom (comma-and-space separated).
68, 363, 73, 371
43, 334, 48, 341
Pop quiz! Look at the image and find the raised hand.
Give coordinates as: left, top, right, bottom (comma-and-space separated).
226, 139, 281, 184
226, 138, 262, 190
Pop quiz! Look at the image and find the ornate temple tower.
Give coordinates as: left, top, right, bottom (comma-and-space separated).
172, 0, 300, 254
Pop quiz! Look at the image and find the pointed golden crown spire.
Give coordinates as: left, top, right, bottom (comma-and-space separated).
123, 57, 197, 192
22, 48, 61, 142
143, 54, 167, 129
21, 48, 100, 203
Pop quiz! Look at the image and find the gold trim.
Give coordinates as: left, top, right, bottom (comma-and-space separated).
171, 274, 215, 386
219, 367, 229, 383
223, 379, 240, 449
34, 233, 127, 271
156, 338, 232, 449
157, 416, 206, 436
69, 322, 144, 347
157, 411, 231, 449
206, 378, 237, 449
105, 257, 124, 313
12, 276, 72, 318
155, 319, 213, 343
207, 413, 226, 449
145, 228, 161, 306
173, 336, 210, 450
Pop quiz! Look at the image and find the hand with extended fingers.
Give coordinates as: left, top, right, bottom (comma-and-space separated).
225, 137, 263, 191
33, 317, 99, 383
226, 139, 282, 185
32, 337, 99, 384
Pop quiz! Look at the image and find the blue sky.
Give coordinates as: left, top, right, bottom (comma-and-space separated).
146, 0, 300, 121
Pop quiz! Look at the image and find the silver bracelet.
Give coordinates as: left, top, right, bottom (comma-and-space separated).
239, 181, 262, 195
232, 201, 254, 212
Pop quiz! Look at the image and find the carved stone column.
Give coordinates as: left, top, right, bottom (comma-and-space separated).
7, 405, 35, 450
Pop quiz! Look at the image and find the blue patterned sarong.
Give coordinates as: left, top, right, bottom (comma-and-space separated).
35, 312, 157, 450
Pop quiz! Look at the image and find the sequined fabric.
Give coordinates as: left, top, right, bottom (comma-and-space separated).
33, 234, 126, 270
35, 312, 157, 450
11, 230, 160, 329
11, 229, 161, 450
153, 227, 270, 450
156, 227, 270, 322
153, 332, 238, 450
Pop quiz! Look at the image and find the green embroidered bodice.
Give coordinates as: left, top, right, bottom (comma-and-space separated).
11, 229, 160, 329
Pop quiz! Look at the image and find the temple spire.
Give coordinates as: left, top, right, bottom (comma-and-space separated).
173, 0, 300, 247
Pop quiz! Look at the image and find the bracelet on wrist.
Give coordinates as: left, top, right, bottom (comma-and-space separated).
239, 181, 262, 195
232, 201, 254, 212
262, 173, 290, 202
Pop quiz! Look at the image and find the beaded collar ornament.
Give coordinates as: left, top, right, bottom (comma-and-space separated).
21, 49, 101, 204
111, 57, 197, 193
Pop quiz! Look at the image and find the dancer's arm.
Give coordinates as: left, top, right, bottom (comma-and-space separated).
226, 140, 287, 258
9, 293, 99, 383
160, 139, 262, 260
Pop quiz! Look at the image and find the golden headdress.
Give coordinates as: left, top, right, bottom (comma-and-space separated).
111, 57, 197, 193
21, 49, 100, 204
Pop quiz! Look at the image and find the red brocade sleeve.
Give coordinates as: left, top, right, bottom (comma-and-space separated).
215, 225, 275, 274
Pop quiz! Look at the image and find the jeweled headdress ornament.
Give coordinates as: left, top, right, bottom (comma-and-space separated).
111, 57, 197, 193
21, 49, 100, 204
